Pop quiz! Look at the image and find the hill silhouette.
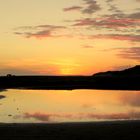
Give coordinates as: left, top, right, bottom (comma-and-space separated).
93, 65, 140, 77
0, 65, 140, 90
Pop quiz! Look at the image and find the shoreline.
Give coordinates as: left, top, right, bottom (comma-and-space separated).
0, 120, 140, 139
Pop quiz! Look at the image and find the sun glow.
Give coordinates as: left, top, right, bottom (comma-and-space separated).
51, 59, 80, 75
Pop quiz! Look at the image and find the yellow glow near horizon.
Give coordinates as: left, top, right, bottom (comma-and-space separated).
0, 0, 139, 75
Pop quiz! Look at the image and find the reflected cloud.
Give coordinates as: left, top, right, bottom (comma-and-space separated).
81, 104, 95, 109
23, 111, 140, 122
23, 112, 73, 122
120, 93, 140, 107
0, 95, 6, 100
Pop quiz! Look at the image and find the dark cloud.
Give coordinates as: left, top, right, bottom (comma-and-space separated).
117, 47, 140, 61
108, 5, 122, 13
14, 25, 66, 38
82, 0, 101, 14
63, 0, 101, 14
23, 111, 140, 122
63, 6, 82, 12
127, 12, 140, 19
0, 95, 6, 100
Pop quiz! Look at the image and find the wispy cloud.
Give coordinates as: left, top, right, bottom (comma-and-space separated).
63, 0, 140, 43
117, 47, 140, 61
73, 17, 140, 31
63, 0, 101, 14
63, 6, 82, 12
89, 34, 140, 42
14, 25, 66, 39
82, 45, 94, 48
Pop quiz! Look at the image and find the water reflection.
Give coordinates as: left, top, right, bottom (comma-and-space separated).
0, 89, 7, 92
0, 95, 6, 100
0, 89, 140, 123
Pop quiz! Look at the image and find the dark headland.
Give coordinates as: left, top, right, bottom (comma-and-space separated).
0, 65, 140, 90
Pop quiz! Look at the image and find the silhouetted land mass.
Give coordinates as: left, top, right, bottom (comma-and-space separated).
0, 65, 140, 90
0, 121, 140, 140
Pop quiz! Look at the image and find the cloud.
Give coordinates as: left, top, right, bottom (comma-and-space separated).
89, 34, 140, 42
82, 45, 94, 48
73, 17, 140, 30
117, 47, 140, 61
15, 30, 51, 38
0, 95, 6, 100
23, 111, 140, 122
82, 0, 101, 14
14, 25, 66, 39
24, 112, 73, 122
63, 6, 82, 12
73, 18, 96, 26
106, 0, 113, 2
104, 47, 140, 61
127, 12, 140, 19
63, 0, 101, 14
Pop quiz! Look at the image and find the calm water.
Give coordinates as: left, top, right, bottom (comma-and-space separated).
0, 89, 140, 123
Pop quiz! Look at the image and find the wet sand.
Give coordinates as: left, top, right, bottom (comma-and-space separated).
0, 121, 140, 140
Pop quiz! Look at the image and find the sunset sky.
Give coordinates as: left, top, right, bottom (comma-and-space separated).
0, 0, 140, 75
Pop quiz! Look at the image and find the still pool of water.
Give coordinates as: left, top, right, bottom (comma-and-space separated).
0, 89, 140, 123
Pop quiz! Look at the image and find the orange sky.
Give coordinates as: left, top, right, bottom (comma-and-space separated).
0, 0, 140, 75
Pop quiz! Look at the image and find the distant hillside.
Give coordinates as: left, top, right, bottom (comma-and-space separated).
93, 65, 140, 77
0, 65, 140, 90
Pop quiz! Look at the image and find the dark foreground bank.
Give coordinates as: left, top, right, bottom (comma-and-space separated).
0, 121, 140, 140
